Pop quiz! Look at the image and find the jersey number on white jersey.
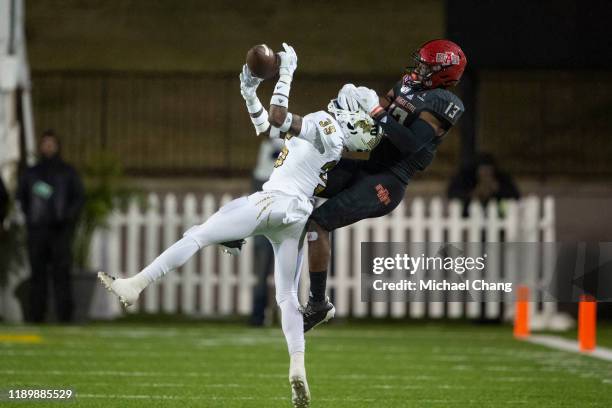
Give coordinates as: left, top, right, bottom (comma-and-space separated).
274, 146, 289, 168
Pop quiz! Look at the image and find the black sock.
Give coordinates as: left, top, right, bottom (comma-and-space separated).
309, 270, 327, 302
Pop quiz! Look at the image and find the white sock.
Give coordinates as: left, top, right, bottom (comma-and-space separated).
278, 295, 305, 355
128, 236, 200, 292
290, 351, 305, 376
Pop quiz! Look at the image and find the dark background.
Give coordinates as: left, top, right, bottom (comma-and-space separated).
25, 0, 612, 180
447, 0, 612, 69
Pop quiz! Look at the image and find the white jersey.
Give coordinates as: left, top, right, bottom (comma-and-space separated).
263, 110, 345, 199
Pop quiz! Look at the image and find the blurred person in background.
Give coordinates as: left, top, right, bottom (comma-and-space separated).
249, 137, 284, 326
17, 130, 85, 323
447, 152, 520, 216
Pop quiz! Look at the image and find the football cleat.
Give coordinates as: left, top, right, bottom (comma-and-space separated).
289, 353, 311, 408
220, 239, 246, 256
302, 297, 335, 333
290, 375, 311, 408
97, 271, 140, 308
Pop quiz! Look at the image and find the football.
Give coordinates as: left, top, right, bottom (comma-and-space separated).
246, 44, 280, 79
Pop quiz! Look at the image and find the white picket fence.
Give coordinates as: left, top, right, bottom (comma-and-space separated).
90, 194, 556, 321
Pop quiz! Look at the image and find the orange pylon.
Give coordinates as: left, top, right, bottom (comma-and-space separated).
578, 295, 596, 352
513, 285, 530, 339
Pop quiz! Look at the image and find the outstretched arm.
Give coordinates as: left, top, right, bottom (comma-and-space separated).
268, 43, 304, 137
240, 65, 270, 135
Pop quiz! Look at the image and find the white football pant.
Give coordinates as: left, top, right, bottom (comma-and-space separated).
131, 191, 311, 356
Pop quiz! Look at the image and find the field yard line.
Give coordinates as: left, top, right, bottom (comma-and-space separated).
73, 394, 555, 405
2, 381, 244, 388
2, 326, 509, 340
77, 393, 382, 402
526, 335, 612, 362
77, 393, 283, 401
0, 369, 572, 385
0, 369, 213, 378
0, 369, 440, 381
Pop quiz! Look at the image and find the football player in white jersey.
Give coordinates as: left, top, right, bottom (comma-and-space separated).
98, 43, 380, 408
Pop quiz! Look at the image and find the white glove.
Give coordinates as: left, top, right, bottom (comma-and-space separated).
277, 42, 298, 79
355, 86, 381, 114
240, 64, 263, 101
337, 84, 361, 111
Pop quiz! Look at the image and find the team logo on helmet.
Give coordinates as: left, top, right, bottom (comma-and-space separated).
435, 52, 460, 65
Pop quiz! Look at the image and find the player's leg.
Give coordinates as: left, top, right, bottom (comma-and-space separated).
301, 221, 336, 330
272, 237, 305, 355
306, 221, 331, 302
269, 225, 310, 407
98, 196, 260, 307
304, 171, 407, 331
299, 159, 365, 327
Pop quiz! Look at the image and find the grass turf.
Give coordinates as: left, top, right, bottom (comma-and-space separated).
1, 321, 611, 407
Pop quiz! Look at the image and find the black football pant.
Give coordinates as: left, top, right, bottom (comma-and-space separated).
311, 159, 407, 231
27, 226, 75, 323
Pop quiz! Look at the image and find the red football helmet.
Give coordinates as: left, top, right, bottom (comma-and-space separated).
404, 39, 467, 90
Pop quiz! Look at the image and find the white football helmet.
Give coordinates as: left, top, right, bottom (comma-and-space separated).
327, 84, 382, 152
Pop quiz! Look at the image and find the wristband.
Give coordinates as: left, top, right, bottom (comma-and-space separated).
271, 76, 292, 108
279, 73, 293, 83
370, 105, 385, 118
252, 109, 268, 125
246, 97, 263, 114
279, 113, 293, 133
254, 120, 270, 135
271, 94, 289, 108
251, 109, 270, 135
274, 80, 291, 98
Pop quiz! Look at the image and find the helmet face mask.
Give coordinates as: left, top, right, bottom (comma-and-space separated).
405, 58, 439, 89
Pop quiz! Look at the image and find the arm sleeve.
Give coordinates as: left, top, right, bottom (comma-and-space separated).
375, 113, 436, 155
425, 92, 464, 129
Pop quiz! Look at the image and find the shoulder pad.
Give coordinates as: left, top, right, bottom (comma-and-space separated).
421, 89, 465, 127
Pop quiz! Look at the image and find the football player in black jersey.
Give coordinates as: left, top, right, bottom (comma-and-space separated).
303, 39, 468, 331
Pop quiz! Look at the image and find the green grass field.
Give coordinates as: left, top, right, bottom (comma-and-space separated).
1, 321, 611, 407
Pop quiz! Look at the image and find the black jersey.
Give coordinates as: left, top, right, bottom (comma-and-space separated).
368, 82, 464, 183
